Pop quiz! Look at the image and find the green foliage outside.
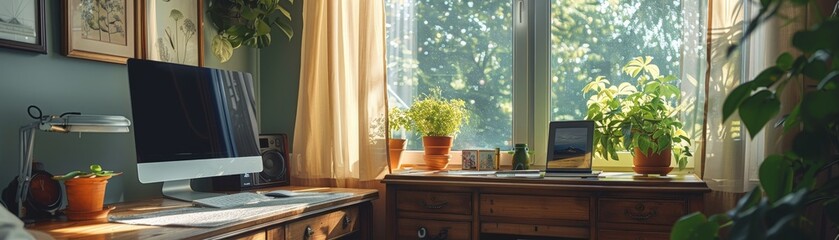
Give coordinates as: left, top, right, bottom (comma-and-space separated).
671, 1, 839, 239
207, 0, 294, 63
584, 57, 692, 170
386, 0, 699, 151
388, 107, 410, 137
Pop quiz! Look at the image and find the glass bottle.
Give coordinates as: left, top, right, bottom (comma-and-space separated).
512, 144, 529, 170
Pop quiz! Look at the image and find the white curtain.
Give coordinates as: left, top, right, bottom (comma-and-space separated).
292, 0, 388, 187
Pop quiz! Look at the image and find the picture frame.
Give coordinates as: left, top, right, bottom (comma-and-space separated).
477, 150, 497, 171
461, 150, 477, 170
0, 0, 47, 53
545, 120, 595, 173
62, 0, 141, 64
140, 0, 203, 66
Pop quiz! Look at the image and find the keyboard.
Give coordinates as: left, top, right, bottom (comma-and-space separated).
193, 192, 273, 208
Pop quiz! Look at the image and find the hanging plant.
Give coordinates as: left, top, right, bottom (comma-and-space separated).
207, 0, 294, 63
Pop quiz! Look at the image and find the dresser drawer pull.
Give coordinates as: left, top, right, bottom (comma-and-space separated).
342, 215, 351, 229
304, 226, 315, 239
624, 202, 657, 221
417, 226, 450, 240
418, 195, 450, 209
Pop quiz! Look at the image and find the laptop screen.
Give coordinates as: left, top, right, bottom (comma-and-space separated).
546, 121, 594, 172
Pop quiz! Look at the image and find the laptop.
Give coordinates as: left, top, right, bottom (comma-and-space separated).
544, 120, 601, 178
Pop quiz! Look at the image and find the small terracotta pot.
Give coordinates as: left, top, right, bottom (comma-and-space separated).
422, 136, 453, 155
65, 176, 111, 220
633, 147, 673, 176
423, 154, 450, 170
388, 138, 407, 170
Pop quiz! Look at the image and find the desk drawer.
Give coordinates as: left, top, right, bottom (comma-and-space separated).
598, 198, 686, 225
397, 218, 471, 240
598, 229, 670, 240
482, 222, 589, 239
396, 190, 471, 215
480, 194, 589, 220
286, 206, 359, 240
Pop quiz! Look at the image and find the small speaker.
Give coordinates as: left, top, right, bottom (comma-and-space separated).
213, 134, 291, 190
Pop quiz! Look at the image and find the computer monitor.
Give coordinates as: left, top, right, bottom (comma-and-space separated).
126, 59, 263, 201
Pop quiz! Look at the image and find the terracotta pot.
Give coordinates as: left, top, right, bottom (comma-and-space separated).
388, 138, 407, 170
632, 147, 673, 176
65, 176, 111, 220
422, 136, 453, 155
424, 154, 450, 170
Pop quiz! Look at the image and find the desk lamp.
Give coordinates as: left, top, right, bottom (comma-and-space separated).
16, 105, 131, 218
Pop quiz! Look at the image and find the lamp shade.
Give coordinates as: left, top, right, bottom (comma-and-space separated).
38, 115, 131, 133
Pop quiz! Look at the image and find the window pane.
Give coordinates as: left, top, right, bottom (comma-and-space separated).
386, 0, 513, 150
550, 0, 698, 120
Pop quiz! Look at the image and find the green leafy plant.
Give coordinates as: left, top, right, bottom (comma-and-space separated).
207, 0, 294, 63
388, 107, 410, 138
671, 1, 839, 239
52, 164, 122, 180
583, 56, 693, 169
406, 89, 469, 137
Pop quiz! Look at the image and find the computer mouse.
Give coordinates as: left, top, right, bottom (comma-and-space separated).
264, 190, 297, 198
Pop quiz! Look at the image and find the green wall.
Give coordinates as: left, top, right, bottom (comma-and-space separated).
259, 0, 303, 150
0, 1, 258, 204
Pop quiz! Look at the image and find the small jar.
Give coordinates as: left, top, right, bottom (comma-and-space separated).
512, 144, 529, 170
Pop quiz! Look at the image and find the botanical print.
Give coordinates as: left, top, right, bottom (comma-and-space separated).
0, 0, 37, 44
78, 0, 127, 45
147, 0, 200, 66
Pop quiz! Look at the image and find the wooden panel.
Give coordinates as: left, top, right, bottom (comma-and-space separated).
598, 229, 670, 240
286, 206, 359, 240
598, 198, 686, 225
267, 226, 285, 240
480, 194, 589, 220
396, 190, 472, 215
481, 222, 589, 239
397, 218, 471, 240
230, 230, 267, 240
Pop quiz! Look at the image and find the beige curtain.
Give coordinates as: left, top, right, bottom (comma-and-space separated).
292, 0, 388, 187
701, 0, 805, 214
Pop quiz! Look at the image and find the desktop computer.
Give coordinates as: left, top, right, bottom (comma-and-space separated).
126, 59, 264, 201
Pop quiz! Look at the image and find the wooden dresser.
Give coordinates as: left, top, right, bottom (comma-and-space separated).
383, 172, 709, 240
26, 187, 377, 240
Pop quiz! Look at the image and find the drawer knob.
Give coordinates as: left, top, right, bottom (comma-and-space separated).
342, 215, 351, 229
304, 226, 315, 239
417, 226, 450, 240
624, 202, 657, 221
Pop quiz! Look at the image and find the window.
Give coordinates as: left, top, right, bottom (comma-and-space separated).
386, 0, 514, 150
386, 0, 706, 168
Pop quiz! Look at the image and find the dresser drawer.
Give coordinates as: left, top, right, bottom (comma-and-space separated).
397, 218, 471, 240
396, 190, 472, 215
598, 229, 670, 240
480, 194, 589, 220
598, 198, 686, 225
286, 206, 359, 240
482, 222, 589, 239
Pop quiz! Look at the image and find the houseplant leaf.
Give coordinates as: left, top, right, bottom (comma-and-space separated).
738, 90, 780, 138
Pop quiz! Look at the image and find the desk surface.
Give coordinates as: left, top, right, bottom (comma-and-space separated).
26, 186, 378, 240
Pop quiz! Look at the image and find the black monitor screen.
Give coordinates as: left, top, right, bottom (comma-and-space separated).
127, 59, 260, 163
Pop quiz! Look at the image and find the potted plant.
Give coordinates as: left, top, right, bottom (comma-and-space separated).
406, 89, 469, 170
206, 0, 295, 63
388, 107, 410, 170
583, 56, 692, 175
53, 164, 121, 220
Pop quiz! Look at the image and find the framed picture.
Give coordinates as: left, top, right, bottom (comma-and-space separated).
140, 0, 203, 66
478, 150, 497, 171
0, 0, 46, 53
545, 120, 594, 173
62, 0, 140, 64
461, 150, 477, 170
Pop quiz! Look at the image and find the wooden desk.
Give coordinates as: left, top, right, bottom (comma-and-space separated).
383, 172, 709, 240
26, 187, 378, 240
